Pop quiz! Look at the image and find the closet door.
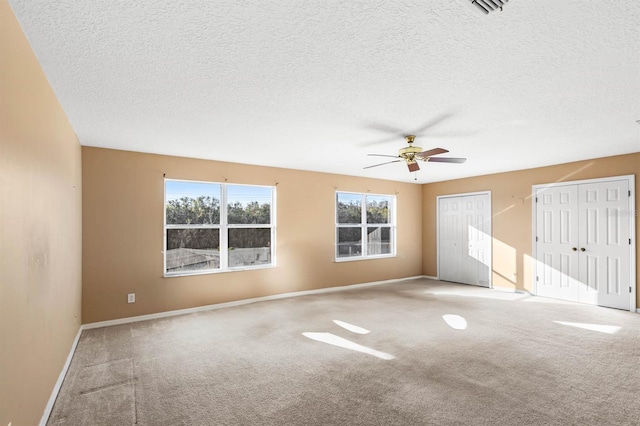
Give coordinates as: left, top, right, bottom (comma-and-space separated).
534, 177, 632, 310
462, 194, 491, 287
439, 196, 464, 284
577, 180, 630, 309
535, 185, 580, 301
438, 193, 491, 287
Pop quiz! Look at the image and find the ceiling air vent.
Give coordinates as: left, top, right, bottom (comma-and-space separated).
471, 0, 509, 14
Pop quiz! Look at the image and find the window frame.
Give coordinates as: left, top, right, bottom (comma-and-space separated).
164, 178, 276, 277
335, 191, 396, 262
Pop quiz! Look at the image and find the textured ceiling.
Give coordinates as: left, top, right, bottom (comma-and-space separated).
8, 0, 640, 183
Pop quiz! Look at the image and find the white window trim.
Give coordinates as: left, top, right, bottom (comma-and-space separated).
164, 178, 276, 277
335, 191, 396, 262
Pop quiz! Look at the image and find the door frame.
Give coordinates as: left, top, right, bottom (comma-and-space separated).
437, 191, 493, 287
531, 174, 636, 312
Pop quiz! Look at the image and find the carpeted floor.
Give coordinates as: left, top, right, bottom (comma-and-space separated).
48, 279, 640, 425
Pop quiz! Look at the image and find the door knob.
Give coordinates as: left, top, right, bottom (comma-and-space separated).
572, 247, 577, 251
580, 247, 586, 252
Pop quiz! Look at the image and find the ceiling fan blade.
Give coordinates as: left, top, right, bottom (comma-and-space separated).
411, 113, 454, 135
359, 135, 400, 147
368, 154, 401, 158
419, 148, 449, 157
363, 160, 403, 169
427, 157, 467, 163
363, 123, 405, 135
407, 162, 420, 172
421, 129, 478, 138
364, 112, 454, 137
360, 111, 460, 146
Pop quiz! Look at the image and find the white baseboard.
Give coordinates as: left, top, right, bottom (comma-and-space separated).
422, 275, 438, 280
492, 286, 533, 295
40, 327, 82, 426
82, 275, 425, 330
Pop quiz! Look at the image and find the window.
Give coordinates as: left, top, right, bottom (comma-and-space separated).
336, 192, 395, 260
165, 179, 275, 276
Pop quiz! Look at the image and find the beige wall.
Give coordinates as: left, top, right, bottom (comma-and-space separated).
0, 1, 83, 425
82, 147, 423, 323
422, 153, 640, 305
2, 0, 637, 421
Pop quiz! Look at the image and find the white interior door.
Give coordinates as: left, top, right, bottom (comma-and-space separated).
439, 197, 463, 284
534, 178, 632, 310
438, 193, 491, 287
535, 185, 580, 301
577, 180, 630, 309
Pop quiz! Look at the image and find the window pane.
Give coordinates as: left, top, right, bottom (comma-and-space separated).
228, 228, 272, 267
166, 181, 221, 225
337, 193, 362, 224
367, 227, 392, 255
227, 185, 272, 224
166, 229, 220, 272
366, 195, 392, 224
337, 227, 362, 258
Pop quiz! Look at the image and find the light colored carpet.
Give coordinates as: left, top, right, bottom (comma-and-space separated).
48, 279, 640, 425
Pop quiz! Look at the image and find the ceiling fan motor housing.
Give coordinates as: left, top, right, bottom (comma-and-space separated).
399, 145, 422, 161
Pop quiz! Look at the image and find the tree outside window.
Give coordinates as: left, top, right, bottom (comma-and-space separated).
336, 192, 395, 260
165, 180, 275, 276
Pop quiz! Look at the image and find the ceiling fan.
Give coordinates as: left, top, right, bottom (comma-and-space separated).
364, 135, 467, 172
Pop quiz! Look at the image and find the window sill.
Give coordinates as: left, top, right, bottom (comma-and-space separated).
164, 263, 275, 278
334, 254, 396, 263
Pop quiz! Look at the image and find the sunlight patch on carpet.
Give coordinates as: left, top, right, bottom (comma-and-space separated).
302, 332, 395, 360
333, 320, 370, 334
553, 321, 621, 334
442, 314, 467, 330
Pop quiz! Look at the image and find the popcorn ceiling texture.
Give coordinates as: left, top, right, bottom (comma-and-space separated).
8, 0, 640, 183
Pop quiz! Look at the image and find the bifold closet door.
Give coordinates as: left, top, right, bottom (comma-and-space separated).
438, 193, 491, 287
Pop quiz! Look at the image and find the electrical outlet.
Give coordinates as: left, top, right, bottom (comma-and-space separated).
127, 293, 135, 303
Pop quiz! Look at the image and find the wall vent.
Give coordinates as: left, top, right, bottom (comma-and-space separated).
471, 0, 509, 15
